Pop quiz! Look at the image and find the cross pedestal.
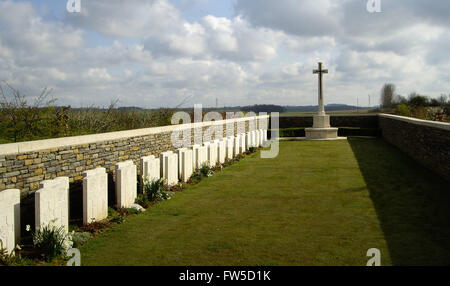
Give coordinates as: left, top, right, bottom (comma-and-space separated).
305, 62, 340, 140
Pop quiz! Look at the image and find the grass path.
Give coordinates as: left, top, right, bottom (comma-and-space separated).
80, 139, 450, 265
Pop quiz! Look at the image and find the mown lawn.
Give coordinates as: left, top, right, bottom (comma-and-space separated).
79, 138, 450, 266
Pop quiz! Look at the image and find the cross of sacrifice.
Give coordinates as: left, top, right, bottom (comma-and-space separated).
313, 62, 328, 115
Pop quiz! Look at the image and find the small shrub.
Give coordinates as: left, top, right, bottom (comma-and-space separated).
143, 178, 173, 202
110, 215, 125, 224
249, 147, 257, 153
396, 104, 411, 117
71, 232, 92, 248
127, 208, 141, 215
108, 207, 118, 217
200, 163, 214, 178
31, 222, 73, 261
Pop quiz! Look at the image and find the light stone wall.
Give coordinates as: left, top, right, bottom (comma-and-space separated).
35, 177, 69, 231
1, 115, 269, 194
115, 161, 137, 208
0, 189, 20, 253
180, 149, 193, 183
82, 168, 108, 225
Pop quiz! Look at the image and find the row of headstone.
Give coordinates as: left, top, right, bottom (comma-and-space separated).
0, 129, 268, 253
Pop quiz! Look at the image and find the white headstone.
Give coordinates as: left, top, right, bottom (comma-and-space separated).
35, 177, 69, 231
226, 136, 234, 160
191, 145, 200, 170
196, 145, 208, 169
234, 134, 241, 156
251, 130, 257, 148
141, 155, 160, 184
0, 189, 20, 254
181, 149, 193, 182
263, 129, 268, 144
177, 148, 187, 178
217, 139, 226, 164
245, 132, 251, 150
258, 129, 264, 146
205, 141, 218, 167
160, 151, 174, 178
82, 168, 108, 225
255, 130, 261, 147
164, 152, 179, 186
239, 133, 246, 153
116, 160, 137, 208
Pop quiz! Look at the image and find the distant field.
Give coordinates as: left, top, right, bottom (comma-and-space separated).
280, 109, 375, 116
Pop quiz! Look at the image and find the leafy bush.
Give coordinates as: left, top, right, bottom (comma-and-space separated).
31, 222, 73, 261
396, 104, 411, 117
143, 178, 173, 202
200, 163, 214, 178
249, 147, 257, 153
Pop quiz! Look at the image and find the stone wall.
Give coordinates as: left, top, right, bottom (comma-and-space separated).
0, 116, 267, 196
276, 114, 379, 129
379, 114, 450, 183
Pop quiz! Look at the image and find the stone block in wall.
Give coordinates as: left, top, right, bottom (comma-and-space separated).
217, 140, 226, 164
180, 149, 193, 183
115, 161, 137, 208
141, 155, 160, 185
205, 141, 218, 167
82, 168, 108, 225
35, 177, 69, 231
163, 152, 178, 186
0, 189, 20, 253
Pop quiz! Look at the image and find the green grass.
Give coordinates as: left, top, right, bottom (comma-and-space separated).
79, 139, 450, 265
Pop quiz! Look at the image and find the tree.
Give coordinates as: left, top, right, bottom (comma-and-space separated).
380, 83, 396, 108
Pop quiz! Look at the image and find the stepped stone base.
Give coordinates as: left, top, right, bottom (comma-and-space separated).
305, 127, 339, 140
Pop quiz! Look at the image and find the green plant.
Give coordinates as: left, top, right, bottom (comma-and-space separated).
110, 215, 125, 224
31, 222, 73, 261
200, 163, 214, 178
71, 232, 92, 248
249, 147, 257, 153
143, 178, 173, 202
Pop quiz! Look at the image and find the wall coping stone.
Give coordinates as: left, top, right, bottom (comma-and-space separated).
379, 113, 450, 131
0, 115, 269, 155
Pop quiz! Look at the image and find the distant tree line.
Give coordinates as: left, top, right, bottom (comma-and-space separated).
380, 83, 449, 122
241, 104, 287, 113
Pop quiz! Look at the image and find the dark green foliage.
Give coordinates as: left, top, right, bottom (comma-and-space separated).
143, 178, 173, 202
32, 224, 71, 261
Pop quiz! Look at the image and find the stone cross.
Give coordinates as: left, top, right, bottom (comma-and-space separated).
313, 62, 328, 115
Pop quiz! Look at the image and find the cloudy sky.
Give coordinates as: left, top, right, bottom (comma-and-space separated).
0, 0, 449, 108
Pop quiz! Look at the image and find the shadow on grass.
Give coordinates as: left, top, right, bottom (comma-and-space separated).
348, 137, 450, 265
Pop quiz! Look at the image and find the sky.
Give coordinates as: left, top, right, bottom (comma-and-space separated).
0, 0, 449, 108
